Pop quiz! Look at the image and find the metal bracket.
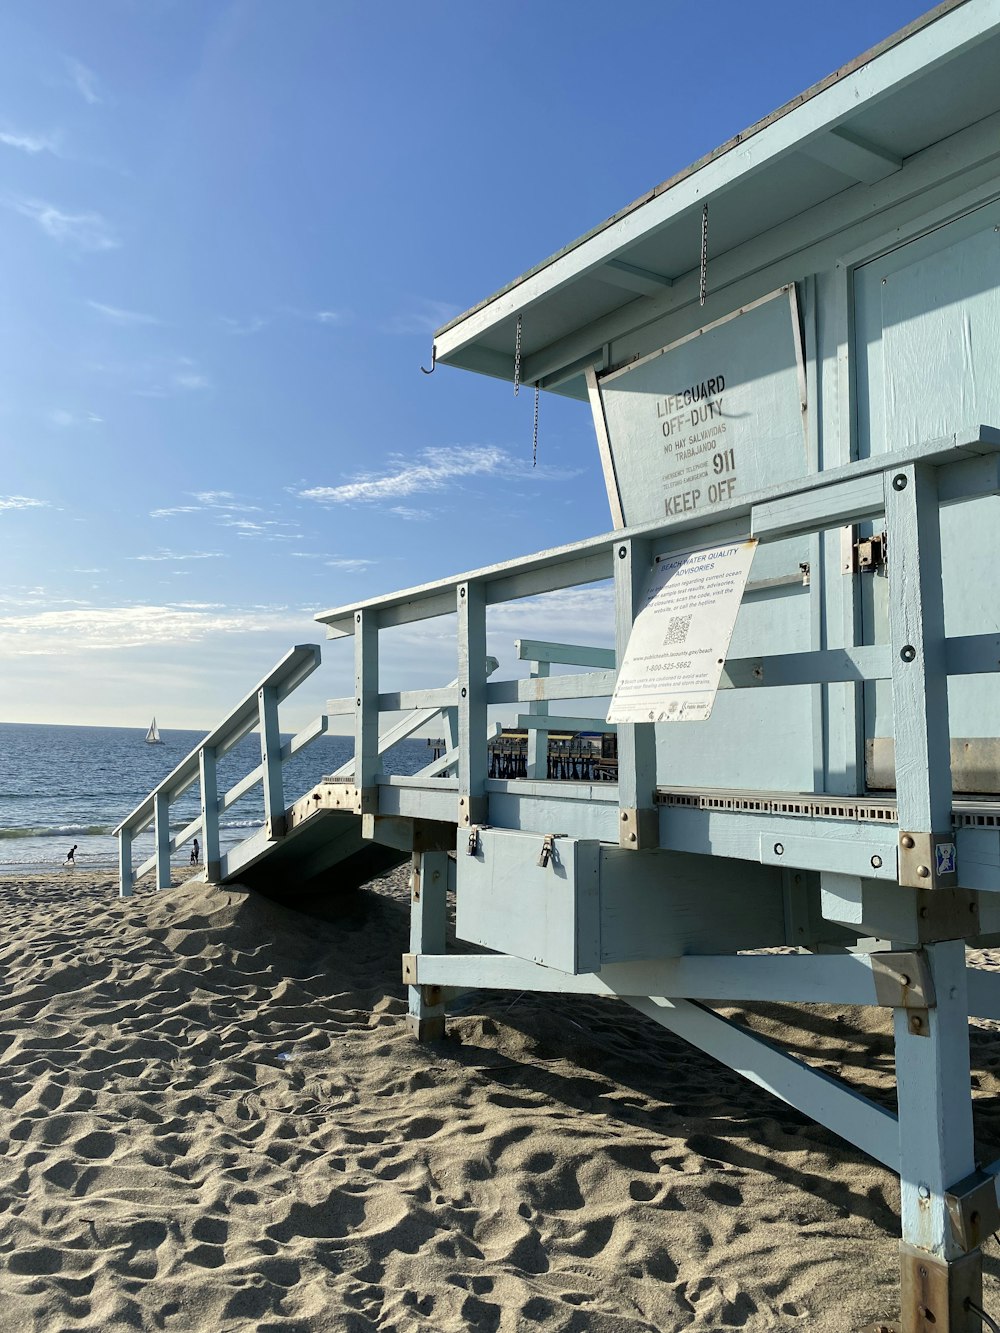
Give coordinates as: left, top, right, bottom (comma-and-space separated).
945, 1169, 1000, 1253
857, 531, 888, 573
913, 887, 980, 943
619, 806, 659, 850
536, 837, 560, 869
457, 795, 487, 827
898, 830, 959, 890
899, 1240, 983, 1332
467, 826, 480, 856
870, 951, 936, 1009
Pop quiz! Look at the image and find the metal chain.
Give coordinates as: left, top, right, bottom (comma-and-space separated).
533, 384, 539, 468
699, 202, 709, 307
514, 313, 522, 396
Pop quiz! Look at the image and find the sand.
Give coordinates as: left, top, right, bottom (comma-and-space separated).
0, 869, 999, 1332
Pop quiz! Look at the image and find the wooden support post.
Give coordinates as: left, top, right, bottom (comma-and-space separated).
354, 608, 379, 815
525, 659, 550, 779
258, 684, 286, 840
895, 940, 981, 1332
614, 537, 658, 848
153, 791, 171, 891
884, 464, 956, 890
199, 745, 221, 882
406, 849, 448, 1041
118, 828, 133, 900
457, 581, 488, 826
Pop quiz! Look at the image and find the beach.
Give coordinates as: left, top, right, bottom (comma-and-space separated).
0, 868, 998, 1332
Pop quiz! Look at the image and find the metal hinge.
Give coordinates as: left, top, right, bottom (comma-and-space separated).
843, 529, 887, 574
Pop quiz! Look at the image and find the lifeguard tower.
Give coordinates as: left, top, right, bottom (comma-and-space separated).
118, 3, 1000, 1326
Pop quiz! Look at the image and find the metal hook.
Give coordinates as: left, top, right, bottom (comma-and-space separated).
420, 343, 437, 375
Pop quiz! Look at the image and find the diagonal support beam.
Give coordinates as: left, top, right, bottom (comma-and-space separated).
600, 258, 674, 295
626, 994, 900, 1169
801, 126, 901, 184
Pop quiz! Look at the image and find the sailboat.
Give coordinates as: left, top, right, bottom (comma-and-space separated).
144, 717, 164, 745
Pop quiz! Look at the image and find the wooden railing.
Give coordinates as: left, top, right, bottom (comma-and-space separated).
114, 645, 324, 897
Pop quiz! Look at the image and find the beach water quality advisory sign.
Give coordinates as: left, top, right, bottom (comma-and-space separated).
608, 539, 757, 723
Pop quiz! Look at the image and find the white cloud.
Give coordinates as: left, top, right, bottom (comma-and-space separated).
390, 505, 431, 521
384, 299, 458, 336
151, 491, 262, 520
11, 197, 119, 251
66, 58, 102, 105
173, 370, 210, 391
0, 602, 313, 654
220, 315, 267, 335
88, 300, 160, 326
129, 356, 212, 397
149, 505, 201, 518
315, 310, 346, 325
326, 558, 375, 572
0, 495, 48, 513
50, 408, 103, 427
221, 516, 297, 540
0, 128, 57, 154
131, 550, 227, 563
297, 445, 576, 506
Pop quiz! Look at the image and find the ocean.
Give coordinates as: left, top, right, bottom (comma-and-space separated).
0, 722, 431, 875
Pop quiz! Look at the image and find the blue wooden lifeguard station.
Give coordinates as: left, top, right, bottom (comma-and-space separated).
117, 3, 1000, 1326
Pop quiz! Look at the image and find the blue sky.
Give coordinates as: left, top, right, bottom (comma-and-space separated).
0, 0, 933, 732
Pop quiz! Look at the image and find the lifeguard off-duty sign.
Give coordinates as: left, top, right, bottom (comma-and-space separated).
595, 287, 807, 528
608, 539, 758, 724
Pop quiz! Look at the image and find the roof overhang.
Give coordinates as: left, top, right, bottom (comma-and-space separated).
433, 0, 1000, 400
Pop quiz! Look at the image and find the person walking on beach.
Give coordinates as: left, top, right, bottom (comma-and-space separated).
190, 838, 200, 866
65, 844, 77, 867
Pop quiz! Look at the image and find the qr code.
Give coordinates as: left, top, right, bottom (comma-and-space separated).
664, 614, 692, 646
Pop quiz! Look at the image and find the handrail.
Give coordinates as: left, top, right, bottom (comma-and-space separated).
116, 644, 322, 898
114, 644, 322, 836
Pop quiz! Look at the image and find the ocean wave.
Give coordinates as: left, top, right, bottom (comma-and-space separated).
0, 824, 111, 839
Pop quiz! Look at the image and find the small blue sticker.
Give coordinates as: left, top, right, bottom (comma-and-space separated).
935, 842, 956, 875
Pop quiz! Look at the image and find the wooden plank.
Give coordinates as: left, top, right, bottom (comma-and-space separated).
258, 684, 285, 839
884, 464, 952, 837
515, 638, 616, 668
199, 745, 220, 879
517, 714, 614, 734
660, 805, 899, 879
376, 687, 458, 712
615, 537, 657, 845
720, 645, 890, 689
354, 608, 379, 813
154, 791, 171, 891
802, 126, 901, 183
486, 670, 617, 705
408, 850, 448, 1041
411, 949, 896, 1006
895, 940, 975, 1258
117, 827, 133, 900
630, 995, 900, 1169
457, 581, 488, 825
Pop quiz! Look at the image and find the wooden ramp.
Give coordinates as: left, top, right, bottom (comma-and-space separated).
221, 781, 409, 898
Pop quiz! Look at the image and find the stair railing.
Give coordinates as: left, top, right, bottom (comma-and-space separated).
114, 645, 323, 898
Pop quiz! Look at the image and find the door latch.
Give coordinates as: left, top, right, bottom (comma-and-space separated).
538, 834, 557, 868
